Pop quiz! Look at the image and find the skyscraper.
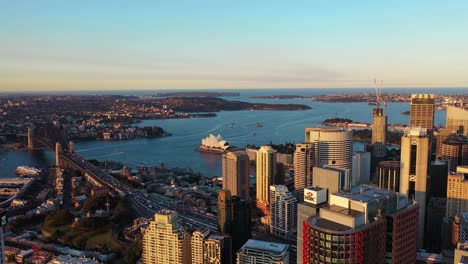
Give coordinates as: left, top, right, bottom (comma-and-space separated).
446, 105, 468, 136
400, 127, 430, 248
222, 150, 250, 200
409, 94, 435, 130
351, 151, 371, 186
446, 166, 468, 218
377, 161, 401, 192
256, 145, 277, 213
304, 128, 353, 171
302, 185, 418, 264
142, 210, 191, 264
296, 187, 327, 264
439, 133, 468, 172
217, 190, 251, 255
236, 240, 289, 264
204, 235, 232, 264
293, 143, 314, 198
269, 185, 297, 239
372, 107, 388, 157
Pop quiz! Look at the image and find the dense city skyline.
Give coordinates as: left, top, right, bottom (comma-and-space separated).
2, 1, 468, 91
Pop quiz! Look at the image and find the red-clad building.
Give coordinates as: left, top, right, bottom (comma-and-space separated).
385, 203, 419, 264
300, 185, 418, 264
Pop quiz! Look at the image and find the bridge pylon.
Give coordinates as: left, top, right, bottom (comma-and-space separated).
27, 128, 34, 150
69, 141, 75, 154
55, 142, 62, 167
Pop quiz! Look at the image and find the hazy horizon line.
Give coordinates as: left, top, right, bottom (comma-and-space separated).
1, 86, 467, 94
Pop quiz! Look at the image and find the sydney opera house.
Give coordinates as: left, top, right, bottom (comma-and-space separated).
198, 134, 230, 153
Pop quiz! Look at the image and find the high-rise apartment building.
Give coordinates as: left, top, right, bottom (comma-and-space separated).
400, 127, 430, 248
446, 166, 468, 217
204, 235, 232, 264
217, 190, 251, 255
439, 133, 468, 172
446, 105, 468, 136
372, 107, 388, 157
269, 185, 297, 239
192, 229, 210, 264
409, 94, 435, 130
142, 210, 191, 264
222, 150, 250, 200
351, 151, 371, 186
256, 145, 277, 213
377, 161, 401, 192
302, 185, 418, 264
304, 128, 353, 172
0, 210, 6, 264
293, 143, 314, 198
236, 239, 289, 264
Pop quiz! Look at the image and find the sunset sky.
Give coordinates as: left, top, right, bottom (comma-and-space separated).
1, 1, 468, 91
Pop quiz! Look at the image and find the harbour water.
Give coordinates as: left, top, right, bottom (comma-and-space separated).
0, 88, 451, 178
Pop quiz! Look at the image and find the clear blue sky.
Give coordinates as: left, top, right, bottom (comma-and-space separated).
1, 1, 468, 91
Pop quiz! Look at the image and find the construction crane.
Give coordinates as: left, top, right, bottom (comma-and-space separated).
373, 78, 382, 109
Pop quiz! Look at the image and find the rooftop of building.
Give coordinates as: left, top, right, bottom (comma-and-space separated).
378, 160, 401, 168
333, 185, 395, 203
305, 186, 324, 191
305, 127, 348, 132
240, 239, 289, 255
404, 127, 428, 137
326, 204, 363, 217
443, 133, 467, 145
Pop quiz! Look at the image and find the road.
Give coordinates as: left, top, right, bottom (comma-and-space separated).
62, 151, 218, 231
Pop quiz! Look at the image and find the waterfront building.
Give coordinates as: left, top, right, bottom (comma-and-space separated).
142, 210, 191, 264
372, 107, 388, 157
302, 185, 418, 264
446, 105, 468, 136
269, 185, 297, 239
222, 150, 250, 200
293, 143, 314, 199
192, 229, 210, 264
439, 133, 468, 172
409, 94, 435, 130
204, 235, 232, 264
400, 127, 430, 248
377, 161, 400, 192
351, 151, 371, 186
304, 128, 353, 172
446, 166, 468, 217
296, 187, 327, 264
217, 190, 251, 255
236, 239, 289, 264
256, 145, 277, 213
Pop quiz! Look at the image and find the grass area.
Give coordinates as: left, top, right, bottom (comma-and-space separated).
43, 221, 124, 252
